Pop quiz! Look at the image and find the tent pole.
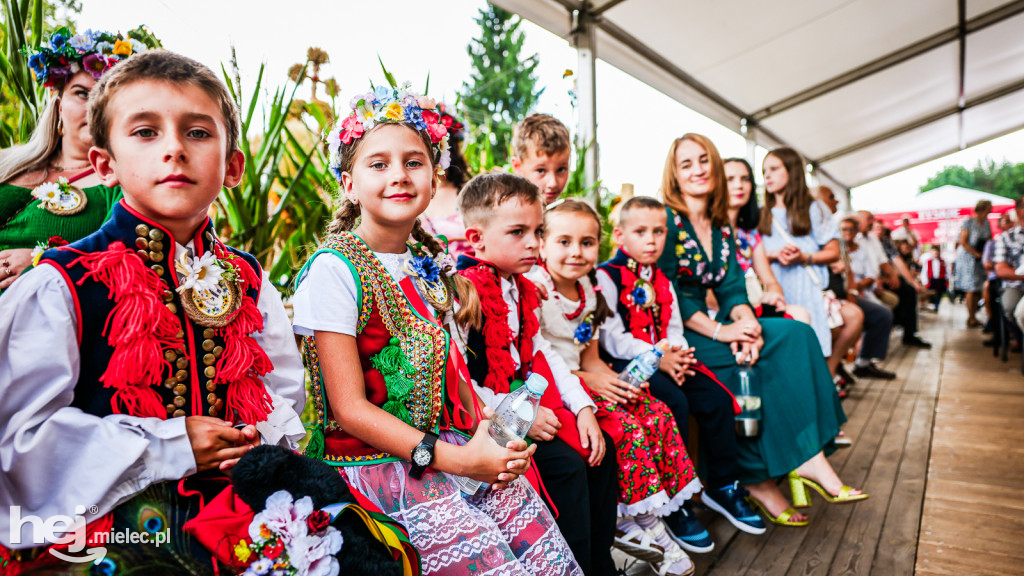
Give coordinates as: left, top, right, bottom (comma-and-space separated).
572, 4, 599, 201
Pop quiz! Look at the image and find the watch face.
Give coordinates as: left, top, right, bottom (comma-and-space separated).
412, 446, 432, 467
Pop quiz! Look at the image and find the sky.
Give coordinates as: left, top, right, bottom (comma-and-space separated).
76, 0, 1023, 211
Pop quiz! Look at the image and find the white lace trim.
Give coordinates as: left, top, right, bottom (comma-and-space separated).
617, 477, 703, 518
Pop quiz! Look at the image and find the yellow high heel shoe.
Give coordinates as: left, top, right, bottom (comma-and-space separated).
788, 471, 868, 507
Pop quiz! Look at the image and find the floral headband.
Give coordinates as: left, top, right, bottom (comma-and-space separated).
25, 25, 162, 89
326, 77, 451, 183
436, 102, 465, 143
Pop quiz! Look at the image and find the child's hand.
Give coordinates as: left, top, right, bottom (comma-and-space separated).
659, 345, 690, 385
584, 371, 639, 404
575, 407, 606, 467
185, 416, 257, 472
526, 406, 561, 441
463, 413, 536, 490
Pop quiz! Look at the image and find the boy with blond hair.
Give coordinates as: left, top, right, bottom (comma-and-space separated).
0, 51, 305, 570
455, 172, 619, 576
511, 113, 572, 205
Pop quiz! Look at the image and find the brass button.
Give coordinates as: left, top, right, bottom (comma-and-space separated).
207, 406, 218, 417
203, 328, 216, 339
215, 398, 223, 409
203, 366, 216, 378
163, 378, 176, 389
206, 231, 215, 242
163, 290, 174, 303
173, 409, 186, 418
163, 350, 177, 362
176, 357, 189, 370
166, 404, 175, 414
212, 345, 224, 357
166, 303, 177, 314
135, 237, 149, 249
207, 393, 218, 405
206, 380, 217, 392
152, 264, 164, 276
175, 330, 184, 339
174, 370, 188, 382
135, 224, 150, 236
203, 353, 216, 366
148, 240, 164, 251
149, 228, 165, 241
173, 384, 187, 396
172, 396, 186, 408
149, 251, 164, 262
136, 250, 150, 262
202, 339, 215, 351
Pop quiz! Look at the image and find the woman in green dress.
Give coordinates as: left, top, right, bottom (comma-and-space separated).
657, 133, 866, 526
0, 28, 159, 291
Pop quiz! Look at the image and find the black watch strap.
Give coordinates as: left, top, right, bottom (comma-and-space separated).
409, 431, 439, 480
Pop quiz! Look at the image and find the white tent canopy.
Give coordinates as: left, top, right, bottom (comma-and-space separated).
862, 184, 1015, 213
491, 0, 1024, 194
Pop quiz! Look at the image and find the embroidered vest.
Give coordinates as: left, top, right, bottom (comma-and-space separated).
39, 201, 263, 421
599, 250, 673, 345
300, 232, 466, 466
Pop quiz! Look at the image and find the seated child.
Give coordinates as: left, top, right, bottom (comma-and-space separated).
290, 80, 581, 576
511, 114, 572, 205
454, 173, 620, 576
0, 51, 306, 571
526, 199, 702, 576
597, 196, 767, 553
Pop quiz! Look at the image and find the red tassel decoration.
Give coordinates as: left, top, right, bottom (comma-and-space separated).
69, 242, 181, 419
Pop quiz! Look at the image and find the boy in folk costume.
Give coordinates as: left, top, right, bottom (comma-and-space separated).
597, 197, 767, 554
0, 51, 306, 571
511, 114, 572, 206
291, 79, 580, 576
455, 173, 620, 576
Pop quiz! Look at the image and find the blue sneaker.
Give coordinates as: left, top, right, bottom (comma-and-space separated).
702, 482, 767, 535
666, 504, 715, 553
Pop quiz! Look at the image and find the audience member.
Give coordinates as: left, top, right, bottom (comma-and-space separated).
994, 197, 1024, 336
954, 200, 994, 328
840, 218, 897, 379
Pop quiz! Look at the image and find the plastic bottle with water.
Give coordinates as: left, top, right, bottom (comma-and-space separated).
454, 373, 549, 495
618, 340, 671, 388
734, 359, 762, 437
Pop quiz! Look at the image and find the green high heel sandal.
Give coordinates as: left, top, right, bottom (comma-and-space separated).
788, 471, 868, 506
788, 471, 811, 508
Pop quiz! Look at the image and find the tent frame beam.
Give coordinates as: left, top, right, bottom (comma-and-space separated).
752, 0, 1024, 121
816, 77, 1024, 164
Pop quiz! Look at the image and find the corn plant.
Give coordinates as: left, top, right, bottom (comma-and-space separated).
214, 50, 336, 296
0, 0, 45, 147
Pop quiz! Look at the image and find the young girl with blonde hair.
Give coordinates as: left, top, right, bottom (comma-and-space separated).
291, 80, 580, 576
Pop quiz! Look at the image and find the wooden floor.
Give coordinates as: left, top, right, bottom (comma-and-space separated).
615, 303, 1024, 576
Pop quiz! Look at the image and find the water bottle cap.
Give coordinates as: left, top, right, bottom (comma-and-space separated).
654, 340, 670, 355
524, 373, 548, 396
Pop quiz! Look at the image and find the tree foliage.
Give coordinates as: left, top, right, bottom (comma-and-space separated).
461, 3, 541, 167
920, 159, 1024, 199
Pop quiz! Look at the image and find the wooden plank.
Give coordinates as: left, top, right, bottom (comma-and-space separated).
781, 364, 905, 576
827, 392, 917, 576
873, 393, 936, 574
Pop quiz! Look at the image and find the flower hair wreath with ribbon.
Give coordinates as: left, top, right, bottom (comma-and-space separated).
325, 65, 451, 184
25, 25, 162, 90
234, 490, 344, 576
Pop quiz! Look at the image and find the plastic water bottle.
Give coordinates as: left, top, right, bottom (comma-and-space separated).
734, 360, 762, 437
618, 340, 670, 388
455, 373, 549, 495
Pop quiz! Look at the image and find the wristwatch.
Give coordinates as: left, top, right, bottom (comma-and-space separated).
409, 431, 439, 479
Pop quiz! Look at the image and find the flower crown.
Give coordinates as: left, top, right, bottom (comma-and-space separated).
436, 102, 465, 143
25, 25, 162, 89
326, 77, 450, 182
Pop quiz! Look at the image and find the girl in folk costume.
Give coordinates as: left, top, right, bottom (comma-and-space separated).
290, 78, 581, 576
526, 200, 702, 576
